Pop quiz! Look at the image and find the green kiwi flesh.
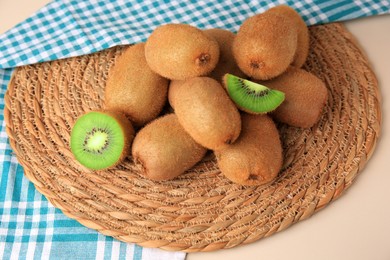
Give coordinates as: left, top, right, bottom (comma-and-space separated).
70, 111, 134, 170
223, 73, 285, 114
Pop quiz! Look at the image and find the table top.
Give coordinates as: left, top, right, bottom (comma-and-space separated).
1, 1, 389, 259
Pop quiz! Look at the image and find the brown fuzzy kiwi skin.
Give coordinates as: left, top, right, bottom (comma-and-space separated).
131, 114, 207, 181
215, 113, 283, 186
267, 5, 309, 68
203, 28, 246, 82
262, 67, 328, 128
169, 77, 241, 150
102, 110, 135, 165
145, 24, 220, 80
167, 79, 185, 109
232, 11, 298, 80
104, 43, 169, 127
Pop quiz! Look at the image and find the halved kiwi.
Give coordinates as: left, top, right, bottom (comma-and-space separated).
70, 110, 134, 170
223, 73, 285, 114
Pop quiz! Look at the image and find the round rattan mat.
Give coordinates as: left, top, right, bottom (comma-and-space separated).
4, 23, 381, 252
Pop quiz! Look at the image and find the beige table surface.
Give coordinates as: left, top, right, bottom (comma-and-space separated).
1, 1, 390, 260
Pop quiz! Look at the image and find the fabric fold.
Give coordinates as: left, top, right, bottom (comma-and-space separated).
0, 0, 389, 69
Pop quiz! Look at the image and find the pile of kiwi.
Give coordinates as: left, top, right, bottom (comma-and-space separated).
70, 5, 328, 186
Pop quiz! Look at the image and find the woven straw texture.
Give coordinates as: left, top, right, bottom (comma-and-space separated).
4, 23, 381, 252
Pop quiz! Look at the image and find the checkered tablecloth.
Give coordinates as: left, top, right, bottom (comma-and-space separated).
1, 0, 389, 259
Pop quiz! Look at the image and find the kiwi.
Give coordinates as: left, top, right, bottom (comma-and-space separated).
169, 77, 241, 150
215, 113, 283, 186
223, 73, 285, 114
145, 24, 220, 80
132, 114, 207, 181
262, 67, 328, 128
105, 43, 169, 127
203, 28, 246, 82
70, 110, 135, 170
167, 79, 185, 109
232, 11, 297, 80
267, 5, 309, 67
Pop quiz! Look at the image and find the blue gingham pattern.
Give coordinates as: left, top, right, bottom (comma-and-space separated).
0, 0, 389, 259
0, 0, 389, 69
0, 70, 186, 260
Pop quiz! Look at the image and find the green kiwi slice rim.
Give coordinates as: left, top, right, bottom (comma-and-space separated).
223, 73, 285, 114
70, 111, 127, 170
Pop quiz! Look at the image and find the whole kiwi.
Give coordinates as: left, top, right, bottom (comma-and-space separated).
105, 43, 169, 127
267, 5, 310, 68
263, 67, 328, 128
132, 114, 207, 181
232, 11, 297, 80
169, 77, 241, 150
204, 28, 246, 82
145, 24, 220, 80
215, 113, 283, 186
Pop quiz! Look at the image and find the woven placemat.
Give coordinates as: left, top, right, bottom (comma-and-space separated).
4, 23, 381, 252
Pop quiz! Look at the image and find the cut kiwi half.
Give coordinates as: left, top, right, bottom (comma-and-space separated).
70, 110, 134, 170
223, 73, 285, 114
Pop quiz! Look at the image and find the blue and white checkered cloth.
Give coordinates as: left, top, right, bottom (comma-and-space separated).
1, 0, 389, 259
